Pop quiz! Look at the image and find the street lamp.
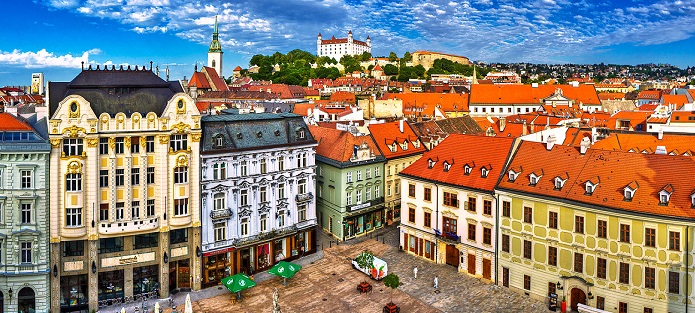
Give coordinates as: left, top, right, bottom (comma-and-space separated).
8, 288, 12, 300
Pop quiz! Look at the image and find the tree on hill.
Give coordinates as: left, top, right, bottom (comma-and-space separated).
383, 64, 399, 76
388, 52, 398, 62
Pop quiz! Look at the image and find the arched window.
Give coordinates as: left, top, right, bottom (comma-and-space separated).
18, 287, 35, 313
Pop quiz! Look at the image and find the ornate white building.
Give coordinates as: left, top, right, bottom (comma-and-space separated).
199, 109, 318, 287
317, 31, 371, 62
47, 66, 202, 312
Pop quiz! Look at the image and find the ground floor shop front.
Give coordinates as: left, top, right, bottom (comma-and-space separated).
0, 274, 50, 313
201, 228, 316, 288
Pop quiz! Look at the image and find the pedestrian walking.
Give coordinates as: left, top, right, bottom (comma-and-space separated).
413, 266, 418, 279
434, 275, 439, 289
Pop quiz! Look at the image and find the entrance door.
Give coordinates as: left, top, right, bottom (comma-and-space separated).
502, 267, 509, 287
17, 287, 35, 313
169, 264, 177, 292
445, 244, 459, 267
482, 259, 491, 280
241, 248, 251, 274
467, 254, 476, 274
570, 288, 587, 311
177, 260, 191, 289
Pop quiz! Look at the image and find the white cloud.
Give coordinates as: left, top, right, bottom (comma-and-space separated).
0, 48, 101, 68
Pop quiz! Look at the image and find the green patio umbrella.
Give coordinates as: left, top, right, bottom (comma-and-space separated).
268, 261, 302, 286
221, 273, 257, 300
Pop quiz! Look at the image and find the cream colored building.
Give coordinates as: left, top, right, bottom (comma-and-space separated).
47, 67, 202, 312
411, 51, 471, 70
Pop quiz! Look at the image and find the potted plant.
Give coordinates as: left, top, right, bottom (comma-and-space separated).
383, 273, 400, 311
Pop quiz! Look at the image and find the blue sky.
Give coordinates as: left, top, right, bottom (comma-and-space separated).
2, 0, 695, 86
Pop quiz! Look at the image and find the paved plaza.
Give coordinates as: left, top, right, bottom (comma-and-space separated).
100, 224, 550, 313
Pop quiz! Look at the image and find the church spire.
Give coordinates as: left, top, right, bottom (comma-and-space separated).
209, 15, 222, 53
472, 63, 478, 85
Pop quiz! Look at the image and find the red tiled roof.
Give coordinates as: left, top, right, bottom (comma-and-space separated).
469, 84, 600, 106
591, 132, 695, 155
202, 67, 229, 91
400, 134, 515, 191
368, 121, 426, 159
670, 111, 695, 123
0, 113, 33, 131
606, 111, 651, 130
498, 141, 695, 219
662, 94, 688, 107
234, 66, 243, 71
188, 72, 210, 89
638, 90, 661, 99
330, 91, 356, 104
309, 125, 381, 162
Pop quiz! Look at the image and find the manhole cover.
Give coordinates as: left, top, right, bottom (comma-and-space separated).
323, 298, 327, 301
338, 278, 344, 282
332, 273, 336, 276
218, 287, 222, 290
379, 289, 384, 292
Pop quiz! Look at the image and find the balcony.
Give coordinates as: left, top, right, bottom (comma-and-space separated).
434, 229, 460, 245
233, 225, 299, 248
295, 218, 317, 230
210, 208, 233, 220
295, 192, 314, 203
347, 197, 384, 212
98, 216, 159, 235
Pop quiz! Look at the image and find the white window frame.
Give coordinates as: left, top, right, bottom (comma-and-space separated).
66, 173, 82, 191
21, 170, 32, 189
240, 217, 249, 236
174, 198, 189, 216
20, 242, 32, 264
298, 204, 307, 222
66, 207, 82, 227
240, 189, 249, 206
21, 203, 32, 224
214, 193, 225, 211
214, 222, 227, 242
346, 171, 352, 183
260, 213, 268, 232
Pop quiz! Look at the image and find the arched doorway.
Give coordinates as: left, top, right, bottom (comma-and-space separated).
570, 287, 586, 311
17, 287, 34, 313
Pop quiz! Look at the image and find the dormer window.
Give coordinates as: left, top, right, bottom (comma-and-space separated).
464, 165, 472, 175
481, 167, 489, 178
659, 185, 673, 205
624, 188, 635, 201
529, 173, 541, 186
390, 143, 397, 152
428, 159, 436, 169
296, 127, 306, 139
213, 134, 224, 148
443, 162, 451, 172
508, 170, 518, 182
413, 140, 420, 148
554, 177, 566, 190
401, 141, 408, 150
585, 182, 596, 195
691, 193, 695, 208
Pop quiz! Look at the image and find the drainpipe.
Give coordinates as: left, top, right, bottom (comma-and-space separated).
494, 192, 499, 286
434, 182, 439, 263
687, 225, 690, 313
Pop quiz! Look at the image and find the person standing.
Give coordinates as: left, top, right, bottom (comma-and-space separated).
434, 275, 439, 289
413, 266, 418, 279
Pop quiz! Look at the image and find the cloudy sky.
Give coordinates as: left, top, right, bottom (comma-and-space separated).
2, 0, 694, 86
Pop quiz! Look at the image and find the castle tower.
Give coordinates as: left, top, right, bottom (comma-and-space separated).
317, 33, 322, 56
208, 15, 224, 77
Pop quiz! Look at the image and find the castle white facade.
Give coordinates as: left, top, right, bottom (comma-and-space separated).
317, 31, 371, 62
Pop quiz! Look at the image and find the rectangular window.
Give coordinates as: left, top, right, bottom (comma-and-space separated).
66, 208, 82, 227
99, 137, 109, 154
366, 168, 371, 179
346, 171, 353, 183
483, 200, 492, 215
619, 262, 630, 284
619, 302, 627, 313
523, 240, 532, 259
115, 137, 125, 154
549, 211, 558, 229
131, 201, 140, 219
483, 227, 491, 245
21, 203, 31, 224
62, 138, 84, 156
375, 166, 379, 176
260, 159, 267, 174
100, 170, 109, 187
260, 214, 268, 232
241, 217, 249, 236
468, 197, 476, 212
408, 208, 415, 223
20, 242, 32, 263
278, 183, 285, 199
523, 274, 531, 290
502, 234, 510, 253
548, 246, 557, 266
298, 204, 307, 222
260, 186, 267, 203
170, 228, 188, 245
574, 252, 583, 273
131, 168, 140, 185
424, 211, 431, 227
523, 206, 533, 223
21, 170, 32, 189
133, 233, 158, 250
669, 271, 680, 294
147, 167, 155, 184
443, 192, 458, 207
214, 222, 226, 241
169, 134, 188, 151
63, 241, 85, 257
467, 223, 476, 241
596, 297, 605, 310
278, 156, 284, 171
374, 185, 380, 198
395, 182, 400, 194
644, 308, 653, 313
424, 187, 431, 201
356, 189, 362, 203
277, 210, 285, 228
146, 136, 155, 153
597, 258, 607, 279
598, 220, 607, 238
669, 231, 680, 250
174, 166, 188, 184
115, 202, 124, 220
645, 228, 656, 247
174, 198, 189, 216
146, 199, 155, 217
502, 201, 511, 217
575, 216, 584, 233
298, 179, 307, 195
66, 173, 82, 191
115, 169, 125, 186
645, 267, 655, 289
443, 217, 457, 234
346, 192, 352, 205
100, 203, 109, 221
620, 224, 630, 243
366, 187, 371, 201
130, 137, 140, 154
408, 184, 415, 197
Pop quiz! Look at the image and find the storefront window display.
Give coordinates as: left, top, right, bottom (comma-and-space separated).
133, 265, 159, 295
60, 274, 88, 311
365, 212, 374, 231
240, 248, 254, 274
375, 211, 383, 228
204, 254, 229, 286
357, 216, 365, 234
98, 270, 124, 301
292, 232, 308, 257
274, 239, 286, 262
256, 243, 271, 270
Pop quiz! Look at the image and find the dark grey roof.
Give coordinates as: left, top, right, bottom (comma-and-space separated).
49, 68, 183, 117
201, 111, 315, 153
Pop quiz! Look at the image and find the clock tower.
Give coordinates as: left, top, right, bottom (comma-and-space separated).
208, 15, 223, 77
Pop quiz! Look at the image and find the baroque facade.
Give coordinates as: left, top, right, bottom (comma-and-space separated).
199, 109, 318, 287
47, 66, 202, 312
0, 112, 51, 313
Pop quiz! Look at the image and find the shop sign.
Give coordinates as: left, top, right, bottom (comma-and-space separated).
63, 261, 84, 272
349, 202, 371, 212
171, 246, 188, 258
203, 247, 235, 257
101, 252, 156, 268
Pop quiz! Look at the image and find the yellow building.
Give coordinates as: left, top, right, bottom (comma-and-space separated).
47, 66, 202, 312
497, 139, 695, 313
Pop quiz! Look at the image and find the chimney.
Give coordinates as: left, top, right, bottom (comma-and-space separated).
657, 129, 664, 140
531, 83, 539, 88
546, 134, 556, 150
399, 119, 404, 133
580, 136, 590, 154
522, 120, 528, 136
499, 117, 506, 132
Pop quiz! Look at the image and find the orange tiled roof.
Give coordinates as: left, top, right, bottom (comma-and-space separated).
591, 132, 695, 156
0, 112, 33, 131
383, 93, 470, 116
469, 84, 600, 105
606, 111, 651, 130
670, 111, 695, 123
638, 90, 661, 99
202, 67, 229, 91
498, 141, 695, 219
309, 125, 381, 162
330, 91, 356, 104
188, 72, 211, 89
368, 121, 426, 159
234, 66, 242, 71
662, 94, 688, 106
400, 134, 515, 191
598, 92, 626, 100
